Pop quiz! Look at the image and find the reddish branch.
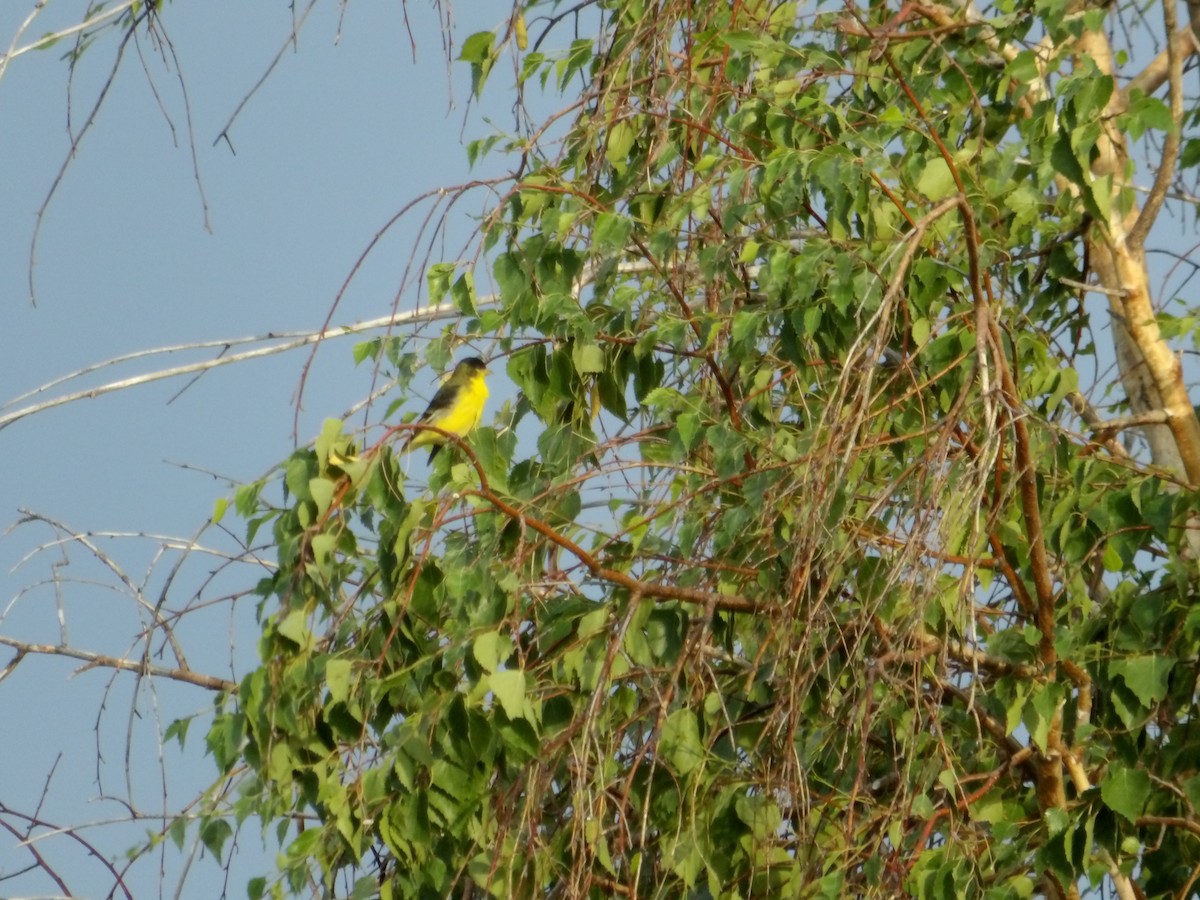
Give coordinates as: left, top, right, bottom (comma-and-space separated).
880, 46, 1058, 666
906, 746, 1034, 872
0, 801, 135, 899
629, 234, 745, 436
873, 38, 1074, 883
383, 425, 769, 614
471, 485, 767, 613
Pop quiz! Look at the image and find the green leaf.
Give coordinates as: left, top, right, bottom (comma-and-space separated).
200, 818, 233, 863
1185, 774, 1200, 813
1110, 654, 1175, 706
642, 386, 684, 411
164, 717, 190, 748
1005, 49, 1042, 86
310, 531, 337, 576
276, 609, 314, 650
326, 658, 352, 704
676, 412, 701, 450
1046, 367, 1078, 411
167, 817, 188, 851
593, 212, 633, 255
911, 316, 931, 348
309, 477, 336, 518
451, 270, 476, 315
1023, 683, 1060, 751
315, 417, 346, 465
605, 120, 637, 174
916, 158, 957, 201
233, 480, 263, 518
557, 39, 594, 89
1049, 131, 1086, 192
353, 338, 379, 365
660, 708, 705, 775
731, 310, 763, 346
34, 31, 64, 52
285, 455, 315, 501
426, 262, 457, 303
1100, 763, 1150, 822
1119, 90, 1173, 140
459, 30, 496, 97
473, 631, 510, 674
488, 669, 526, 720
572, 342, 605, 375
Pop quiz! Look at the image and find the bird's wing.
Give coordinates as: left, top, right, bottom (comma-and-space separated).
419, 381, 461, 422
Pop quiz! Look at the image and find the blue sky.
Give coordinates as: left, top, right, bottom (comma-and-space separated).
4, 3, 1199, 898
0, 2, 520, 895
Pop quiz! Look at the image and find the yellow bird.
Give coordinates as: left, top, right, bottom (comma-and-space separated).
400, 357, 491, 462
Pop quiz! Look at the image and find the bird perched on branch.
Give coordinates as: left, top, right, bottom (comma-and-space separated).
400, 357, 491, 462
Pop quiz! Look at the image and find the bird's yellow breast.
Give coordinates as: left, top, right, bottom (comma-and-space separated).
432, 372, 488, 436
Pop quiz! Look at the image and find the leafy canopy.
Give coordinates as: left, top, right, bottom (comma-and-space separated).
194, 1, 1200, 897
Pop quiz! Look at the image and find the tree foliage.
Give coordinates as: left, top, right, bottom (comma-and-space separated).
8, 0, 1200, 897
197, 0, 1200, 896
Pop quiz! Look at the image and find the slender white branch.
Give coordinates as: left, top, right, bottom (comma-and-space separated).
1057, 277, 1128, 298
0, 0, 138, 83
3, 330, 316, 410
0, 301, 468, 430
1, 255, 678, 431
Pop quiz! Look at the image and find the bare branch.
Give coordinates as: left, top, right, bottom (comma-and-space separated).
1056, 277, 1127, 298
1089, 409, 1172, 434
0, 304, 464, 430
1124, 26, 1199, 101
0, 635, 236, 693
212, 0, 321, 151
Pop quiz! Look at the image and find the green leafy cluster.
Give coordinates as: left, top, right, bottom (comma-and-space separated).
196, 1, 1200, 897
